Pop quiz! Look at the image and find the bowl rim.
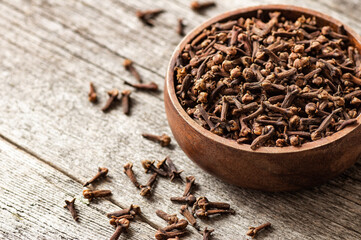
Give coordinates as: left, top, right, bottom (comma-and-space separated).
166, 4, 361, 154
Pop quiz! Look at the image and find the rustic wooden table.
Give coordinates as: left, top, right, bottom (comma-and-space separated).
0, 0, 360, 239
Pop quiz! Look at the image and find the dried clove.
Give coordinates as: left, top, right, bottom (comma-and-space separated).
88, 82, 97, 103
141, 160, 169, 177
110, 218, 130, 240
107, 205, 141, 218
170, 194, 196, 206
195, 208, 235, 217
183, 176, 196, 196
246, 222, 271, 238
180, 205, 197, 226
202, 227, 214, 240
125, 81, 159, 91
102, 89, 119, 112
121, 90, 131, 115
155, 229, 186, 240
165, 156, 183, 181
123, 163, 140, 188
64, 198, 79, 221
136, 9, 164, 26
140, 173, 158, 196
83, 167, 108, 187
142, 133, 171, 147
177, 18, 185, 36
156, 210, 179, 225
123, 59, 142, 83
82, 189, 112, 200
190, 1, 216, 11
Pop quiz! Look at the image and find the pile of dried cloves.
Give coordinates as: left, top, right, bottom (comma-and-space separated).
175, 11, 361, 149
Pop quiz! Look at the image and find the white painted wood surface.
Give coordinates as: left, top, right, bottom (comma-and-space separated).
0, 0, 360, 239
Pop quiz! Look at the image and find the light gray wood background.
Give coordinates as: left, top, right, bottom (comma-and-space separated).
0, 0, 360, 239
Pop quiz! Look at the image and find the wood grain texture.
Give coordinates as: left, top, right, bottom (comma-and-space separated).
0, 0, 360, 239
0, 137, 155, 239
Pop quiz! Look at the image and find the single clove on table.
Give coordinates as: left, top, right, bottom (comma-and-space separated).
142, 133, 171, 147
64, 198, 79, 221
83, 167, 108, 187
136, 9, 164, 26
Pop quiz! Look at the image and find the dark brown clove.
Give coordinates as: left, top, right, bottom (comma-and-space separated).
246, 222, 271, 238
171, 194, 196, 206
156, 210, 179, 225
142, 133, 171, 147
125, 81, 158, 91
194, 196, 230, 210
155, 229, 186, 240
123, 59, 142, 83
123, 163, 140, 188
202, 227, 214, 240
102, 89, 119, 112
250, 125, 275, 150
141, 160, 169, 177
140, 173, 158, 196
88, 82, 97, 103
180, 205, 197, 226
64, 198, 79, 221
165, 156, 183, 181
121, 90, 131, 115
161, 219, 188, 232
190, 1, 216, 11
183, 176, 196, 197
110, 218, 130, 240
82, 189, 112, 200
107, 205, 141, 218
83, 167, 108, 187
195, 208, 235, 217
177, 18, 185, 36
136, 9, 164, 26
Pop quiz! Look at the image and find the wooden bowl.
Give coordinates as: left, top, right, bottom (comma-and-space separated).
164, 5, 361, 191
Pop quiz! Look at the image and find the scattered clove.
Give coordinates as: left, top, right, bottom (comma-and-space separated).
140, 172, 158, 196
125, 81, 159, 91
123, 59, 142, 83
155, 229, 186, 240
246, 222, 271, 238
190, 1, 216, 11
123, 163, 140, 188
121, 89, 132, 115
82, 189, 112, 200
183, 176, 196, 197
142, 133, 171, 147
171, 194, 196, 206
141, 160, 169, 177
195, 208, 235, 217
88, 82, 97, 103
156, 210, 179, 225
107, 205, 141, 218
136, 9, 164, 26
109, 217, 130, 240
64, 198, 79, 221
177, 18, 185, 36
179, 205, 197, 226
83, 167, 108, 187
202, 227, 214, 240
102, 89, 119, 112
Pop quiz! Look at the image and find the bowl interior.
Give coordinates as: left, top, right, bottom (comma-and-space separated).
166, 4, 361, 154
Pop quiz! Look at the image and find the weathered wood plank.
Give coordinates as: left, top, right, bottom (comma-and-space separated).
0, 0, 360, 239
0, 137, 155, 239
